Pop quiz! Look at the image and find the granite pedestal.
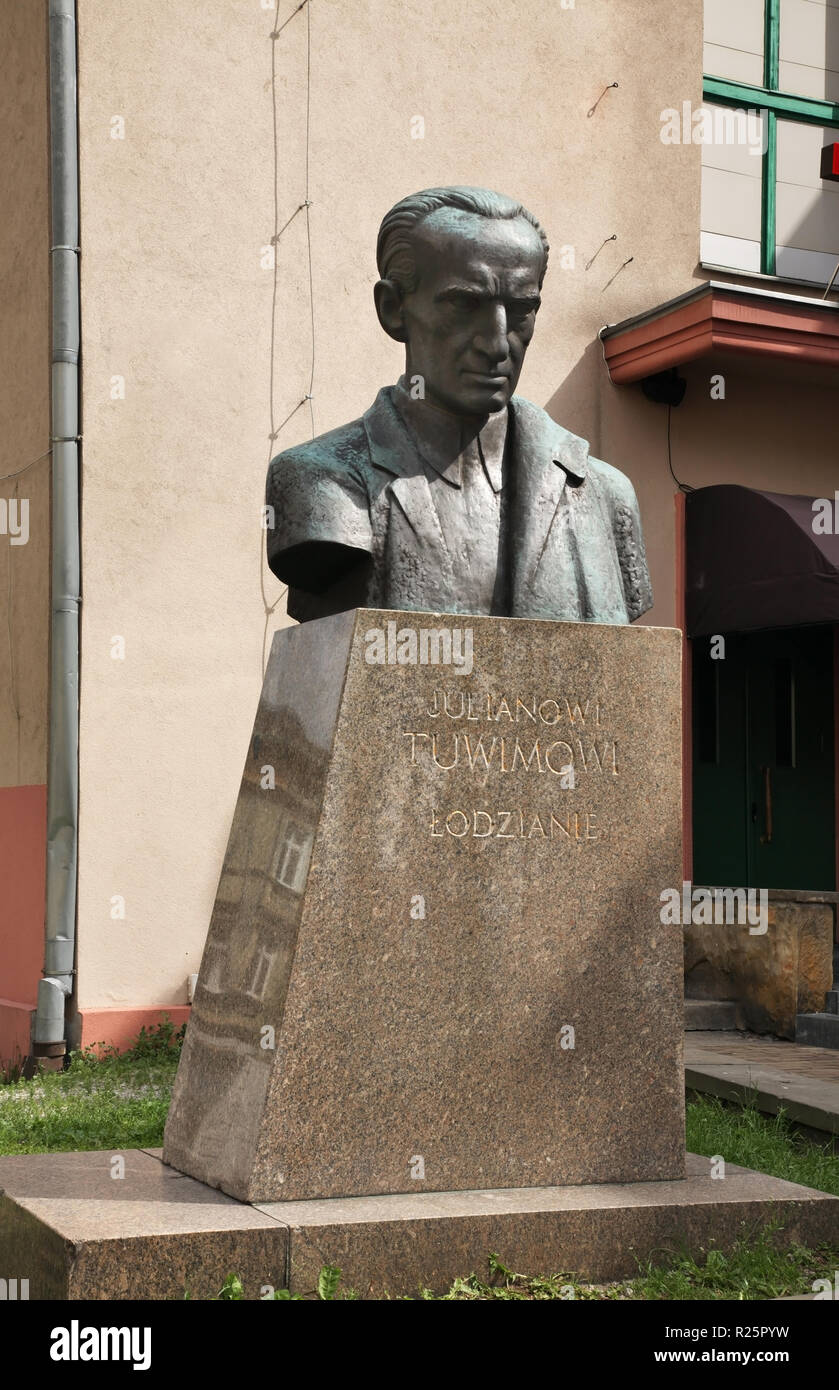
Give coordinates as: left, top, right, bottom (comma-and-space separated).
164, 609, 685, 1202
1, 1148, 837, 1299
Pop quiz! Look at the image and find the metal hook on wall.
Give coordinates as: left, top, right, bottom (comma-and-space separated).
587, 82, 618, 118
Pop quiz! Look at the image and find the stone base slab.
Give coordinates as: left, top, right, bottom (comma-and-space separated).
1, 1149, 838, 1299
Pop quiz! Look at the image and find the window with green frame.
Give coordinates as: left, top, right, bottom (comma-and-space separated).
702, 0, 839, 283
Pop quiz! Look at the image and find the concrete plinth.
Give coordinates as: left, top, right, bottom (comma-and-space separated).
1, 1149, 837, 1300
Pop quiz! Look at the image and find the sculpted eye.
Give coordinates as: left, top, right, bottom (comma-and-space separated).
509, 299, 539, 321
449, 292, 479, 312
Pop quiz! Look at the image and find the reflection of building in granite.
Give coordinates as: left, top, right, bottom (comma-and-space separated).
165, 702, 329, 1179
199, 703, 326, 1020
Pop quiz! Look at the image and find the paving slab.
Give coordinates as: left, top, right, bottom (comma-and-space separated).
685, 1031, 839, 1136
2, 1149, 838, 1299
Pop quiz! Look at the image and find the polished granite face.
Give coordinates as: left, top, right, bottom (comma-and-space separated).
163, 610, 685, 1202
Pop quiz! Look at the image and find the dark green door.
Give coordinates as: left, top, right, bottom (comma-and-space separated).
692, 627, 835, 890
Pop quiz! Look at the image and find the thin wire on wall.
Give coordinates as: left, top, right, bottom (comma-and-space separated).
260, 0, 315, 676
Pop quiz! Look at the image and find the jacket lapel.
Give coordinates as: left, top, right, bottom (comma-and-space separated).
508, 398, 589, 613
362, 388, 457, 599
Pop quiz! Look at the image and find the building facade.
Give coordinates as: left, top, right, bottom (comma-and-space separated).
1, 0, 837, 1064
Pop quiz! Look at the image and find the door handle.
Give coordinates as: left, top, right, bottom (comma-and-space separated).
760, 765, 773, 844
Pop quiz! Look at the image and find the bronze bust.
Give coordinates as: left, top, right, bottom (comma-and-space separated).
266, 186, 652, 625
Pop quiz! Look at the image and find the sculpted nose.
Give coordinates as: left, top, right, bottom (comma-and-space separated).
473, 304, 508, 363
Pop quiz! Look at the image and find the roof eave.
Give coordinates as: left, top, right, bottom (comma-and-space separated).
600, 281, 839, 384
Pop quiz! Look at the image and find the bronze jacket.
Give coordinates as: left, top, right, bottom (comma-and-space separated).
266, 386, 653, 625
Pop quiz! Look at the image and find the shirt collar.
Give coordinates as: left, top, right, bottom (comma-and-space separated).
392, 376, 507, 492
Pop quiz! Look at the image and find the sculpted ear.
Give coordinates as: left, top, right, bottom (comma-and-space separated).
374, 279, 408, 343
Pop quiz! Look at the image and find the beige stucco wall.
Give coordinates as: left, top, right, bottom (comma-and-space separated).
74, 0, 707, 1010
662, 352, 839, 509
0, 0, 51, 790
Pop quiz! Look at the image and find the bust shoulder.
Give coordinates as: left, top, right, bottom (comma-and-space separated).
268, 414, 370, 489
586, 453, 642, 508
265, 413, 374, 588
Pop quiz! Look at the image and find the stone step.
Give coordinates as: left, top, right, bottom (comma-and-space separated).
684, 999, 742, 1031
796, 1012, 839, 1050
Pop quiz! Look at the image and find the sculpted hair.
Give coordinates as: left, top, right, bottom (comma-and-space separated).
376, 186, 550, 294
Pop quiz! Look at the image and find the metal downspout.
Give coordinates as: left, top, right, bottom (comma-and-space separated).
33, 0, 80, 1059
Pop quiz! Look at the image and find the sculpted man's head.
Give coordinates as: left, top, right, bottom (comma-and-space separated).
374, 186, 549, 419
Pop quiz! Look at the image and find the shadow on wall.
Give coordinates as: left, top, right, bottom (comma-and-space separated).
542, 338, 604, 460
543, 337, 678, 630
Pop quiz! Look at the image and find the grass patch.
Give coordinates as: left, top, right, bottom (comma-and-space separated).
625, 1231, 835, 1301
0, 1018, 182, 1155
203, 1267, 353, 1301
422, 1232, 839, 1299
686, 1090, 839, 1196
194, 1234, 839, 1300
